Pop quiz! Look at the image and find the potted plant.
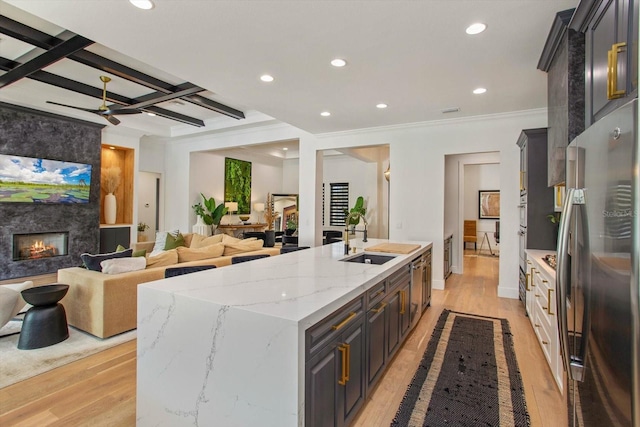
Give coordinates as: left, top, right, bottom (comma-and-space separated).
192, 193, 227, 234
344, 196, 366, 233
137, 222, 149, 241
263, 193, 280, 247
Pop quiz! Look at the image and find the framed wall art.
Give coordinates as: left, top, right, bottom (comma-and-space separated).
479, 190, 500, 219
224, 158, 252, 215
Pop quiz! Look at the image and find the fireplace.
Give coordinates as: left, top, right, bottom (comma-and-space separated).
12, 232, 69, 261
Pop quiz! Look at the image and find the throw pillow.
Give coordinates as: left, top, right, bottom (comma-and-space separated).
145, 249, 178, 268
116, 244, 127, 252
222, 239, 264, 256
100, 257, 147, 274
81, 248, 133, 272
190, 234, 224, 249
182, 233, 195, 248
176, 243, 225, 263
150, 229, 180, 256
133, 249, 147, 257
164, 233, 186, 250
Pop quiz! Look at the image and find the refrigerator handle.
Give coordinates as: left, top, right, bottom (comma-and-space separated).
556, 188, 577, 380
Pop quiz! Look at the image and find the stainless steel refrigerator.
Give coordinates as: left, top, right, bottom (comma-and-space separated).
557, 98, 639, 426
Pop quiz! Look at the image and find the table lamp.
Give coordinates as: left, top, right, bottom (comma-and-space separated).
225, 202, 238, 223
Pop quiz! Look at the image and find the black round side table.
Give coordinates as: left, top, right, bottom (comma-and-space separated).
18, 284, 70, 350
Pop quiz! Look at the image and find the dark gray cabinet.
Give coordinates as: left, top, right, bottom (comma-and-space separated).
571, 0, 638, 127
305, 297, 365, 427
99, 226, 130, 253
517, 129, 557, 251
538, 9, 585, 186
306, 259, 417, 426
443, 235, 452, 279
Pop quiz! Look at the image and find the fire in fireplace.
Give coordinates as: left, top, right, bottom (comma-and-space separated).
13, 232, 69, 261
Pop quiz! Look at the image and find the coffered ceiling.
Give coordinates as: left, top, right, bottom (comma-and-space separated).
1, 0, 578, 138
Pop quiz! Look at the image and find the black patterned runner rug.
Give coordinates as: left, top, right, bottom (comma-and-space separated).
391, 309, 530, 427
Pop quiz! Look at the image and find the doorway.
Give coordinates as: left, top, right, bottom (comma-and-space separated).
137, 171, 161, 241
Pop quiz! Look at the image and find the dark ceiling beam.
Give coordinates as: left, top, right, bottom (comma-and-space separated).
0, 56, 205, 127
0, 35, 93, 89
183, 94, 246, 120
0, 15, 244, 120
113, 83, 204, 110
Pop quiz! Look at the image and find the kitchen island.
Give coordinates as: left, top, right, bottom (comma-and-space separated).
136, 239, 432, 427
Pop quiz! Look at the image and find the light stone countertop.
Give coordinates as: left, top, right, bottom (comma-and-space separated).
136, 238, 432, 427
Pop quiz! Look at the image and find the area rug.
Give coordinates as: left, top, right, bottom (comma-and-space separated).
0, 319, 136, 389
391, 309, 529, 427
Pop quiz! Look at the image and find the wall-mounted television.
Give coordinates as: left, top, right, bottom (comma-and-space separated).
0, 154, 92, 204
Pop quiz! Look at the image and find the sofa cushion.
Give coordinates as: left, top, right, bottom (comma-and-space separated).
150, 229, 180, 255
81, 249, 133, 272
223, 239, 264, 256
176, 243, 225, 263
190, 234, 224, 248
164, 233, 186, 250
101, 257, 147, 274
146, 249, 178, 268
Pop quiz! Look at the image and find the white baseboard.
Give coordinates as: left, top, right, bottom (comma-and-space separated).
432, 278, 445, 290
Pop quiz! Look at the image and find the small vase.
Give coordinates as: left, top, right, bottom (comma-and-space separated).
264, 230, 275, 247
104, 193, 116, 224
192, 216, 212, 236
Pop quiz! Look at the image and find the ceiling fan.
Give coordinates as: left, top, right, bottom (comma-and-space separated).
47, 76, 142, 125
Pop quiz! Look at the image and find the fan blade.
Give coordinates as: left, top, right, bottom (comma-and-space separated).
104, 115, 120, 126
102, 108, 142, 116
46, 100, 98, 113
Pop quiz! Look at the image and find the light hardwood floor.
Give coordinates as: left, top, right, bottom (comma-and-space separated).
0, 252, 566, 426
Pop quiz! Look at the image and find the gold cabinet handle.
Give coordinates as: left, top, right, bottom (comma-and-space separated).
535, 294, 540, 298
371, 302, 387, 313
332, 312, 356, 330
344, 343, 351, 382
520, 171, 524, 191
547, 289, 554, 316
399, 291, 406, 315
542, 340, 549, 345
338, 345, 348, 385
526, 273, 531, 291
608, 42, 627, 100
530, 268, 536, 286
535, 324, 540, 328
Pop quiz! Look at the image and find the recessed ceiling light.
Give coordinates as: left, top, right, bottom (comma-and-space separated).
260, 74, 274, 82
129, 0, 154, 10
283, 147, 289, 151
466, 23, 486, 35
331, 58, 347, 67
321, 111, 331, 117
109, 146, 116, 150
473, 87, 487, 94
146, 112, 156, 117
376, 103, 388, 109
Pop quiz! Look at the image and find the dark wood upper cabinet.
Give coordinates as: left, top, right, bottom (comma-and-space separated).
538, 9, 585, 187
571, 0, 638, 127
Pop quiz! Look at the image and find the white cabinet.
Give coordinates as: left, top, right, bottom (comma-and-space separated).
525, 250, 564, 393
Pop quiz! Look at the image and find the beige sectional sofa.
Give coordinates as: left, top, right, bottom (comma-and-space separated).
57, 234, 279, 338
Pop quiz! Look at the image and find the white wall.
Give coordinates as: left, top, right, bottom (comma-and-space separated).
146, 109, 546, 301
189, 150, 284, 230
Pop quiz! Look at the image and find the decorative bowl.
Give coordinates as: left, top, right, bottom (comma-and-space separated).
239, 215, 251, 222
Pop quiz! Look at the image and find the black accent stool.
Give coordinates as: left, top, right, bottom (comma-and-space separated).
18, 284, 69, 350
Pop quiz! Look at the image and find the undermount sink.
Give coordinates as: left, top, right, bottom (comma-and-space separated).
340, 253, 396, 265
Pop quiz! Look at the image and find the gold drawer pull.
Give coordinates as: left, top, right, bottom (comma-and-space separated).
535, 294, 540, 298
371, 302, 387, 313
542, 340, 549, 345
535, 324, 540, 328
608, 42, 627, 100
526, 273, 531, 291
338, 345, 348, 385
399, 291, 406, 315
547, 289, 554, 316
332, 312, 356, 330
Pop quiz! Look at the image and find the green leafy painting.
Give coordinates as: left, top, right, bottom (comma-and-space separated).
224, 158, 252, 214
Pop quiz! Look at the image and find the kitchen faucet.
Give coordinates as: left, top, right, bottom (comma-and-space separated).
344, 212, 368, 255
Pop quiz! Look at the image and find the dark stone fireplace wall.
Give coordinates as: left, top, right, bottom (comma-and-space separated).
0, 103, 104, 280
